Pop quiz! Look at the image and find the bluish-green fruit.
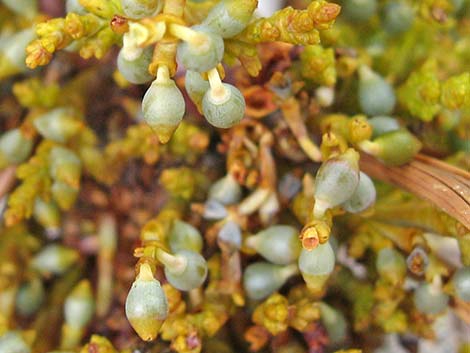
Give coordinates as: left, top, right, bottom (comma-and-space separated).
368, 116, 400, 138
176, 25, 224, 73
164, 250, 208, 291
169, 220, 203, 253
453, 266, 470, 302
117, 46, 154, 84
341, 172, 376, 213
121, 0, 163, 19
414, 282, 449, 315
142, 77, 185, 143
243, 262, 298, 301
382, 1, 415, 35
202, 83, 245, 128
246, 225, 301, 265
358, 66, 396, 116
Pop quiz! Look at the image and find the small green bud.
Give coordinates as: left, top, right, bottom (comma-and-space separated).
243, 262, 298, 301
49, 147, 82, 187
414, 281, 449, 315
117, 46, 154, 84
176, 25, 224, 73
368, 116, 400, 138
342, 0, 378, 22
185, 70, 210, 112
16, 277, 45, 316
2, 0, 37, 17
453, 266, 470, 302
202, 0, 257, 38
376, 248, 406, 285
31, 244, 79, 276
319, 302, 347, 344
298, 242, 335, 294
142, 75, 185, 144
0, 128, 33, 169
0, 331, 30, 353
64, 280, 94, 329
360, 129, 422, 166
125, 264, 168, 341
168, 220, 203, 253
65, 0, 86, 14
207, 173, 242, 205
358, 66, 396, 116
33, 108, 82, 143
33, 197, 61, 233
163, 250, 208, 291
0, 29, 36, 79
341, 171, 376, 214
51, 181, 79, 210
381, 1, 414, 35
202, 83, 246, 128
245, 225, 301, 265
120, 0, 163, 19
313, 148, 360, 218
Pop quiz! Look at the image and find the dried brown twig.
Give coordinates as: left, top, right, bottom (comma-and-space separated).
360, 153, 470, 230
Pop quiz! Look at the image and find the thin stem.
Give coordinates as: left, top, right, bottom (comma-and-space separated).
207, 68, 229, 101
169, 23, 206, 46
156, 248, 187, 274
280, 263, 299, 281
244, 234, 261, 250
155, 65, 170, 84
137, 263, 155, 281
358, 140, 380, 157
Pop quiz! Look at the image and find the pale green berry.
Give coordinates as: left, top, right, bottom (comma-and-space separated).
243, 262, 298, 301
202, 0, 257, 38
15, 277, 45, 316
453, 267, 470, 302
342, 0, 378, 22
341, 171, 376, 213
164, 250, 208, 291
51, 181, 79, 210
207, 173, 242, 205
414, 282, 449, 315
31, 244, 79, 276
142, 77, 185, 144
313, 148, 360, 217
120, 0, 163, 19
368, 129, 422, 166
65, 0, 86, 14
358, 66, 396, 116
2, 0, 37, 18
33, 197, 61, 232
298, 242, 335, 293
0, 331, 30, 353
33, 108, 82, 143
185, 70, 210, 111
368, 116, 400, 138
319, 302, 347, 344
117, 46, 153, 84
176, 25, 224, 73
169, 220, 203, 253
49, 147, 82, 186
64, 280, 94, 329
382, 1, 414, 35
246, 225, 301, 265
125, 264, 168, 341
202, 83, 245, 128
0, 129, 33, 168
0, 29, 35, 78
376, 248, 406, 285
